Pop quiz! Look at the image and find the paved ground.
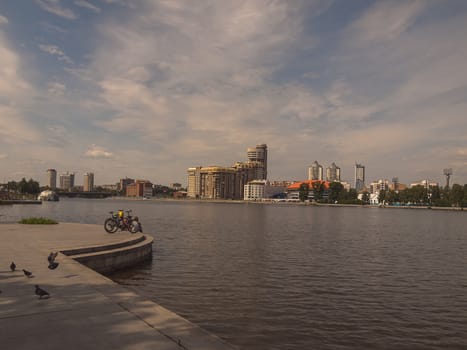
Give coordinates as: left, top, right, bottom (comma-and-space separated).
0, 223, 237, 350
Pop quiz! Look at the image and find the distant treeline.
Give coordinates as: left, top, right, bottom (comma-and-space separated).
3, 178, 40, 195
299, 182, 467, 207
377, 184, 467, 207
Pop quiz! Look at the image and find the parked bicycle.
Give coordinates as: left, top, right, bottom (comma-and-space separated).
104, 209, 142, 233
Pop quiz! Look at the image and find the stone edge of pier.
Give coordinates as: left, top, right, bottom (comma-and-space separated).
0, 223, 237, 350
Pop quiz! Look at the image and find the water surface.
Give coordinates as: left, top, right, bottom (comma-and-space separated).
2, 199, 466, 349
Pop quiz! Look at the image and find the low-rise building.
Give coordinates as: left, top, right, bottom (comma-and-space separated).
244, 180, 286, 200
126, 180, 153, 198
286, 180, 331, 201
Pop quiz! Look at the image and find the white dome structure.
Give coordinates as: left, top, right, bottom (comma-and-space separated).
37, 190, 59, 201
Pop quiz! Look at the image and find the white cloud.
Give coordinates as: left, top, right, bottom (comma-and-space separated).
35, 0, 78, 19
74, 0, 101, 13
0, 31, 37, 145
0, 105, 40, 144
47, 81, 66, 95
0, 14, 8, 25
39, 44, 74, 64
84, 145, 114, 158
40, 21, 68, 34
0, 40, 30, 97
347, 0, 426, 43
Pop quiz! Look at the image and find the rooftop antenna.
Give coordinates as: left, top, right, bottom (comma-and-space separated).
443, 168, 453, 189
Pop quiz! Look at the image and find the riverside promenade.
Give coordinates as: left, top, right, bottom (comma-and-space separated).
0, 223, 236, 350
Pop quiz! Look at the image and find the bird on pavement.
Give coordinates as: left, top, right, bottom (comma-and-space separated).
10, 262, 16, 271
48, 261, 59, 270
23, 269, 33, 278
47, 252, 58, 263
35, 285, 50, 299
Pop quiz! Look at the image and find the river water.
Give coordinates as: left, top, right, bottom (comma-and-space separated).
1, 198, 466, 349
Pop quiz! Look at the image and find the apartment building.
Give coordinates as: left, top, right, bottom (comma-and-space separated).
126, 180, 153, 198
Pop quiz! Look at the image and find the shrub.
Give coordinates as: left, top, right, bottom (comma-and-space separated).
19, 217, 58, 224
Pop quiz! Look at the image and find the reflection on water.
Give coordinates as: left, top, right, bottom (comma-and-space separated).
2, 199, 467, 349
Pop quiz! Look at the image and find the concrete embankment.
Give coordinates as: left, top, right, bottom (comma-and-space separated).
0, 223, 237, 350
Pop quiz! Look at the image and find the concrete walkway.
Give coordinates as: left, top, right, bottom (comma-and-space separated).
0, 223, 237, 350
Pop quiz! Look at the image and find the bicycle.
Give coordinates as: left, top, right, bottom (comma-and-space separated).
104, 209, 140, 233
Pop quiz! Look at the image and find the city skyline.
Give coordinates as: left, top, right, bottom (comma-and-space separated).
1, 1, 467, 186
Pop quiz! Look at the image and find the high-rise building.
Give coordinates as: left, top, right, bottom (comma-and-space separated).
47, 169, 57, 189
187, 166, 237, 199
247, 144, 268, 179
187, 167, 202, 198
308, 161, 323, 180
354, 163, 365, 192
59, 172, 75, 191
83, 172, 94, 192
326, 162, 341, 182
187, 143, 268, 200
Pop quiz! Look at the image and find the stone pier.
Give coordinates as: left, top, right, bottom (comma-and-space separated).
0, 223, 237, 350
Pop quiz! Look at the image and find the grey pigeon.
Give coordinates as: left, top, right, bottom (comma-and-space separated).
47, 252, 58, 263
10, 261, 16, 271
48, 262, 59, 270
35, 285, 50, 299
23, 269, 33, 278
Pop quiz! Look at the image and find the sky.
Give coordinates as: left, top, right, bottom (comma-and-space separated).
0, 0, 467, 187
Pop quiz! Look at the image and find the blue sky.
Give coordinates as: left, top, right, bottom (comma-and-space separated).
1, 0, 467, 187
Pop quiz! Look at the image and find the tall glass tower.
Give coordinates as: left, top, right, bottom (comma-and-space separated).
326, 162, 341, 182
355, 163, 365, 192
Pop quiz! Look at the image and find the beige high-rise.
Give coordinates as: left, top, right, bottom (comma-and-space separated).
47, 169, 57, 189
83, 172, 94, 192
247, 144, 267, 179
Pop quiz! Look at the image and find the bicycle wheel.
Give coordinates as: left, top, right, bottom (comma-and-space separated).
104, 218, 118, 233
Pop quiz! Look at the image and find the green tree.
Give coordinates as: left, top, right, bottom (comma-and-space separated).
450, 184, 464, 207
7, 181, 18, 192
28, 178, 40, 194
328, 182, 343, 203
361, 191, 369, 205
16, 178, 40, 196
312, 181, 324, 202
385, 190, 397, 205
430, 186, 441, 201
463, 184, 467, 208
409, 185, 428, 205
347, 188, 358, 201
18, 178, 28, 194
298, 183, 309, 202
378, 189, 387, 204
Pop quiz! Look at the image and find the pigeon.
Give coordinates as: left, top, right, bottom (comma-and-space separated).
48, 262, 59, 270
10, 262, 16, 271
35, 285, 50, 299
47, 252, 58, 263
23, 269, 33, 278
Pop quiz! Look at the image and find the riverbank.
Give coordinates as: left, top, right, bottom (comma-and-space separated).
0, 223, 236, 350
105, 196, 466, 211
0, 199, 41, 205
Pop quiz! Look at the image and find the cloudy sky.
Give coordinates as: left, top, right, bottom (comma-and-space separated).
1, 0, 466, 187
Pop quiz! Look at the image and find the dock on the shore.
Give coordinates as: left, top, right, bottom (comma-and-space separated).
0, 223, 236, 350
